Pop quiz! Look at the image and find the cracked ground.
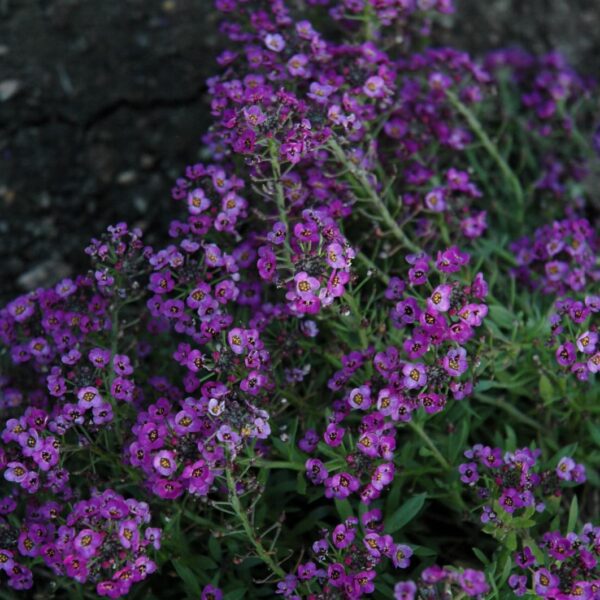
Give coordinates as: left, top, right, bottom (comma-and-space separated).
0, 0, 219, 302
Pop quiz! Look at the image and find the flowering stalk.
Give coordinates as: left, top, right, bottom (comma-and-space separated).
327, 138, 420, 254
225, 466, 286, 579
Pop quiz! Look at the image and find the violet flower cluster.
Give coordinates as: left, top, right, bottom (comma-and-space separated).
508, 524, 600, 599
549, 295, 599, 381
511, 217, 599, 296
459, 444, 586, 521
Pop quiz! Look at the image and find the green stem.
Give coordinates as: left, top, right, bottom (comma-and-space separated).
225, 467, 286, 578
407, 421, 450, 471
238, 459, 304, 471
328, 139, 420, 254
268, 140, 294, 266
446, 91, 524, 217
356, 251, 390, 285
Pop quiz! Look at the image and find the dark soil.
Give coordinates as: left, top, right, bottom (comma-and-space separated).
1, 0, 598, 304
0, 0, 220, 302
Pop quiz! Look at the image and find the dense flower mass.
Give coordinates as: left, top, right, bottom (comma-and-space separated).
0, 0, 597, 597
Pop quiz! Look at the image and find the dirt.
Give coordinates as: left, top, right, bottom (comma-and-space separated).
0, 0, 220, 302
1, 0, 597, 304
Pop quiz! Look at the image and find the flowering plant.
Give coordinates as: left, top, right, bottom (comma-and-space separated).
1, 1, 598, 598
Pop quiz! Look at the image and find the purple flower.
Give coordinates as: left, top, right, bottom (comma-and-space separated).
77, 386, 103, 410
443, 347, 468, 376
428, 284, 452, 312
499, 488, 521, 513
307, 82, 334, 104
533, 568, 558, 595
264, 33, 285, 52
153, 450, 178, 477
458, 569, 489, 597
392, 544, 413, 569
556, 342, 576, 366
394, 581, 417, 600
402, 363, 427, 389
458, 462, 478, 484
4, 462, 28, 484
74, 529, 103, 559
363, 75, 386, 98
577, 330, 597, 354
348, 385, 372, 410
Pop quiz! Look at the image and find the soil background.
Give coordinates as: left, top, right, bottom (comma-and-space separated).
1, 0, 599, 303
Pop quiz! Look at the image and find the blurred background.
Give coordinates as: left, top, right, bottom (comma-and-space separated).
1, 0, 598, 303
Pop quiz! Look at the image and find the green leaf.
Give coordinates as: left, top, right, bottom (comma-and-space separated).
489, 305, 516, 330
568, 494, 579, 532
505, 531, 517, 551
385, 493, 427, 534
224, 589, 247, 600
172, 560, 202, 597
472, 547, 489, 566
539, 375, 554, 404
335, 498, 354, 522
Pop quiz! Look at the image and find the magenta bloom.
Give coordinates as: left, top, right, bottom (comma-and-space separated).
428, 284, 452, 312
325, 243, 347, 269
363, 75, 385, 98
153, 450, 177, 477
402, 363, 427, 389
294, 272, 320, 298
348, 385, 372, 410
77, 386, 103, 410
443, 347, 468, 376
264, 33, 285, 52
458, 569, 489, 597
394, 581, 417, 600
458, 462, 478, 484
74, 529, 103, 559
577, 330, 597, 354
392, 544, 413, 569
556, 342, 576, 366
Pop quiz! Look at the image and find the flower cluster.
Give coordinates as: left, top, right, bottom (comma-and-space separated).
508, 523, 600, 598
0, 489, 160, 596
459, 444, 586, 521
511, 217, 599, 296
299, 248, 487, 504
394, 564, 489, 599
279, 511, 413, 598
549, 295, 599, 381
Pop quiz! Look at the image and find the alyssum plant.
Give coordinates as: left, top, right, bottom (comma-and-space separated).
0, 1, 598, 598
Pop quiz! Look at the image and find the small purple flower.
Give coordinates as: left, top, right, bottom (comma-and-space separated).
428, 284, 452, 312
392, 544, 413, 569
363, 75, 386, 98
556, 342, 576, 366
499, 488, 521, 513
577, 330, 597, 354
74, 529, 103, 559
264, 33, 285, 52
77, 386, 103, 410
459, 569, 489, 597
458, 462, 478, 484
348, 385, 372, 410
153, 450, 178, 477
118, 520, 140, 550
307, 82, 334, 104
402, 363, 427, 389
534, 568, 558, 595
443, 347, 468, 376
4, 462, 28, 484
394, 581, 417, 600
